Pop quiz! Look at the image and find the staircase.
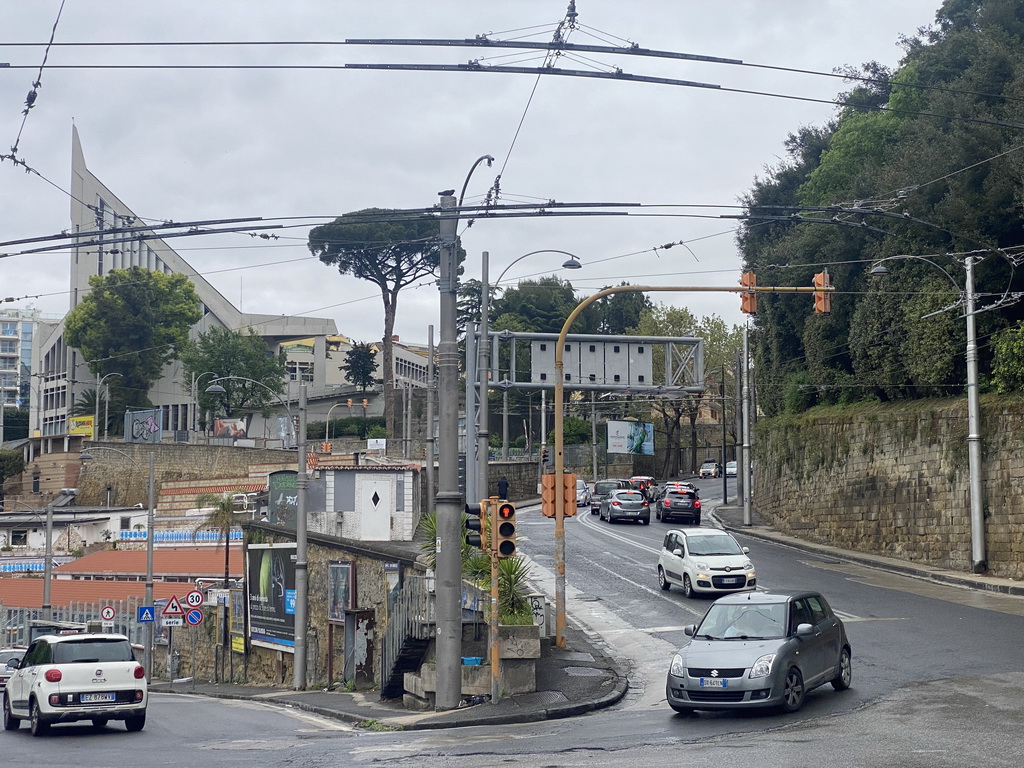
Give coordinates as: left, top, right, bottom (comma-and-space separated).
380, 574, 434, 700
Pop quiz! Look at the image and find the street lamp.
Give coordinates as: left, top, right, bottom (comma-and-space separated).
205, 375, 309, 689
868, 252, 987, 572
79, 448, 155, 677
93, 372, 122, 441
477, 250, 583, 484
326, 401, 345, 442
188, 371, 219, 435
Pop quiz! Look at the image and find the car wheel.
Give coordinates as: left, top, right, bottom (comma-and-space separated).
780, 667, 805, 713
693, 516, 701, 526
682, 574, 694, 598
642, 517, 650, 525
29, 699, 50, 737
125, 711, 146, 732
669, 703, 694, 715
92, 718, 109, 728
658, 567, 671, 591
831, 647, 852, 690
3, 694, 20, 730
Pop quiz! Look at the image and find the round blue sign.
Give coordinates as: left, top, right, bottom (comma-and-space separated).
186, 608, 204, 626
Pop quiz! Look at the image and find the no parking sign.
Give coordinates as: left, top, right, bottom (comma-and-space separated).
186, 608, 204, 626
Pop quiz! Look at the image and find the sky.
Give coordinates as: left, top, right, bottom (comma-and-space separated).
2, 0, 944, 345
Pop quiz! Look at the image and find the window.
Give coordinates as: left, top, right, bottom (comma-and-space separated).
120, 516, 132, 531
806, 595, 829, 624
53, 638, 135, 664
11, 529, 28, 546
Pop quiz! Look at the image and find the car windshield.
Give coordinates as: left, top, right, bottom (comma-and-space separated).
576, 480, 587, 490
666, 491, 695, 500
686, 535, 743, 556
51, 638, 135, 664
696, 603, 787, 640
594, 482, 619, 494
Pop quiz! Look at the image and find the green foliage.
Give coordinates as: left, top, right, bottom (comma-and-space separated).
560, 416, 592, 446
992, 322, 1024, 393
0, 448, 25, 494
491, 276, 596, 334
306, 416, 384, 440
192, 492, 242, 586
0, 407, 28, 441
180, 326, 288, 420
593, 284, 652, 334
64, 266, 202, 420
366, 424, 387, 439
340, 342, 379, 392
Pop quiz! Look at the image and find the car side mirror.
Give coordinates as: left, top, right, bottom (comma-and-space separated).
683, 624, 696, 637
795, 623, 815, 636
742, 546, 750, 554
672, 548, 683, 557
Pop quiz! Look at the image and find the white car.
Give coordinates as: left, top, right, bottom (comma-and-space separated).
657, 529, 756, 598
575, 478, 591, 507
725, 461, 737, 477
3, 633, 148, 736
0, 648, 26, 694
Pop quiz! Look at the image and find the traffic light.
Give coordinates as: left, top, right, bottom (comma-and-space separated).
540, 474, 556, 518
493, 500, 517, 558
542, 447, 553, 468
464, 501, 489, 552
346, 398, 353, 409
813, 270, 832, 313
740, 272, 757, 315
562, 473, 578, 518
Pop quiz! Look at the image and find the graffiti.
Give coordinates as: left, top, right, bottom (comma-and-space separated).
124, 409, 162, 444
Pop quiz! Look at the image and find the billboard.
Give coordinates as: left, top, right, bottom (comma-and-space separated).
67, 415, 94, 436
246, 543, 296, 651
607, 420, 654, 455
213, 417, 248, 439
124, 409, 162, 444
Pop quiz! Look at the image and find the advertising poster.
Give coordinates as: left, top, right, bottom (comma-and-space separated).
327, 561, 354, 624
67, 415, 94, 436
214, 417, 248, 438
607, 420, 655, 455
247, 543, 297, 651
267, 470, 298, 528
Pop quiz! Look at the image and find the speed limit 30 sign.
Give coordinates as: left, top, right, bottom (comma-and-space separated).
185, 589, 205, 608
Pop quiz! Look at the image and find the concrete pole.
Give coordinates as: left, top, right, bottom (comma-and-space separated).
741, 324, 752, 526
426, 325, 435, 519
721, 367, 728, 503
42, 500, 54, 621
502, 389, 509, 462
435, 194, 463, 710
964, 254, 986, 572
465, 322, 477, 506
591, 392, 598, 483
293, 382, 309, 689
145, 451, 155, 681
477, 252, 491, 501
94, 372, 101, 442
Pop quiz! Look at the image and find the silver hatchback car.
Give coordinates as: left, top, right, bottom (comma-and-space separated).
666, 590, 852, 715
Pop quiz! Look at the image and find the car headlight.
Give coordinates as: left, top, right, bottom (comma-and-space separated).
749, 653, 776, 679
669, 653, 686, 677
742, 561, 753, 570
694, 561, 709, 570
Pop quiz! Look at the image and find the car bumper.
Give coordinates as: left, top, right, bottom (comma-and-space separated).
690, 575, 756, 594
31, 689, 147, 722
661, 510, 700, 523
666, 674, 781, 710
609, 511, 649, 523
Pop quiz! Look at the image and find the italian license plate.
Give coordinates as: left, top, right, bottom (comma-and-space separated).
82, 692, 116, 703
699, 678, 727, 688
722, 578, 740, 585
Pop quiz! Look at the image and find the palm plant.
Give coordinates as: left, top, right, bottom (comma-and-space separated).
193, 492, 241, 587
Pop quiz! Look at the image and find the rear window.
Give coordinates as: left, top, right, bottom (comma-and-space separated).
595, 482, 620, 494
616, 491, 646, 502
666, 491, 696, 499
52, 638, 136, 664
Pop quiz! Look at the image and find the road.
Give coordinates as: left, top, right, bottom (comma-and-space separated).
4, 476, 1024, 766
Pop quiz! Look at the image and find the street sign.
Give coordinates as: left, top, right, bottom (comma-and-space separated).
162, 617, 184, 627
185, 589, 205, 608
137, 606, 155, 623
100, 605, 115, 621
186, 609, 203, 626
162, 596, 185, 616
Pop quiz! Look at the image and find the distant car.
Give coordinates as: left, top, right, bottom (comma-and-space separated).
698, 460, 721, 479
599, 489, 650, 524
655, 481, 698, 500
656, 489, 702, 525
0, 648, 26, 694
725, 461, 737, 477
657, 528, 755, 597
590, 479, 629, 514
665, 590, 852, 715
575, 478, 591, 507
3, 633, 148, 735
629, 475, 657, 501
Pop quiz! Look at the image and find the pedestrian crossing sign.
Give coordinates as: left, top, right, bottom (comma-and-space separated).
137, 606, 155, 623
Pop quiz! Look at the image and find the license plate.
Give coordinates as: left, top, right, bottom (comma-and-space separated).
699, 678, 727, 688
82, 692, 116, 703
721, 578, 740, 585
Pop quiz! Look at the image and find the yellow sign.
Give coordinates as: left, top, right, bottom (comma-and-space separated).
68, 415, 95, 436
231, 634, 245, 654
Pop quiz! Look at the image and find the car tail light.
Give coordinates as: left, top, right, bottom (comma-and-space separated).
133, 666, 146, 680
694, 500, 701, 508
45, 668, 62, 683
642, 502, 649, 507
663, 499, 671, 507
611, 501, 620, 507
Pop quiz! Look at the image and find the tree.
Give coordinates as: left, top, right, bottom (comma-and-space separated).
192, 492, 240, 588
594, 284, 652, 334
64, 266, 201, 425
340, 342, 379, 392
180, 326, 288, 423
991, 322, 1024, 393
491, 276, 597, 334
308, 209, 464, 439
0, 447, 25, 504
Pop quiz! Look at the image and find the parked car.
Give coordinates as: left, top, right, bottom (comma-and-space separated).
629, 475, 657, 501
590, 479, 630, 514
665, 590, 852, 715
655, 489, 702, 524
0, 648, 26, 694
598, 489, 650, 524
698, 460, 722, 479
725, 461, 737, 477
657, 528, 755, 597
3, 633, 148, 735
576, 478, 591, 507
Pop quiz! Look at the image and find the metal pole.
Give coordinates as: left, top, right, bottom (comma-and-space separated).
43, 500, 53, 621
435, 193, 463, 710
465, 321, 477, 507
964, 255, 986, 572
145, 451, 155, 681
741, 324, 752, 526
591, 392, 598, 483
478, 252, 491, 501
426, 325, 435, 520
293, 382, 309, 689
94, 372, 101, 441
104, 387, 111, 440
502, 389, 509, 462
721, 367, 728, 504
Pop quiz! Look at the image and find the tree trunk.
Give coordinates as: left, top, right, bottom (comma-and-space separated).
381, 290, 398, 440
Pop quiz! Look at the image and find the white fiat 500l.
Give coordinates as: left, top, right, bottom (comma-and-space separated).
657, 529, 756, 598
3, 633, 147, 736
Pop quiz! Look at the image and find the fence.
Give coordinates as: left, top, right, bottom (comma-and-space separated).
1, 597, 146, 648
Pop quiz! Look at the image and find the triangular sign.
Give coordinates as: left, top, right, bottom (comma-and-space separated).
162, 596, 185, 616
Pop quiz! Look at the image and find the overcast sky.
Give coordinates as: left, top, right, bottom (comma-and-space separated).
2, 1, 942, 344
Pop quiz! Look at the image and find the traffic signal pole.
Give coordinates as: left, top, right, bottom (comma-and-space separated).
552, 283, 828, 647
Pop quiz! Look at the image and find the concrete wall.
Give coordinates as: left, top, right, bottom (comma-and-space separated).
754, 395, 1024, 580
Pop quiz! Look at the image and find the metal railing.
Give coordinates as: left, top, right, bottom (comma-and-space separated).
1, 597, 146, 648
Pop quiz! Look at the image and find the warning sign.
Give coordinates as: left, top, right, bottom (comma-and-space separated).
162, 595, 185, 616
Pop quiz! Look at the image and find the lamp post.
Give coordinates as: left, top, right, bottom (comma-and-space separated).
42, 498, 54, 621
205, 375, 309, 688
93, 372, 122, 441
326, 401, 345, 442
190, 371, 219, 435
480, 250, 583, 469
79, 449, 155, 678
869, 252, 987, 572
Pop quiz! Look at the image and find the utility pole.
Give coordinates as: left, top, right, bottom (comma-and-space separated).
293, 383, 309, 689
434, 193, 462, 710
425, 325, 435, 523
741, 325, 752, 526
478, 252, 491, 502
